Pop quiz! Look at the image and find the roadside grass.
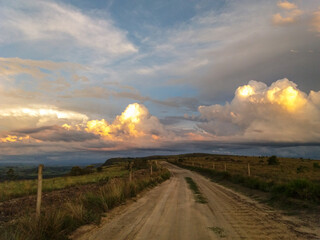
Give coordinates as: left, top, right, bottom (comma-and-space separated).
166, 154, 320, 184
185, 177, 207, 204
0, 165, 127, 202
177, 163, 320, 205
0, 169, 171, 240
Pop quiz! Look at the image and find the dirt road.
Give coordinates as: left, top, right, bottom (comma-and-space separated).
74, 163, 319, 240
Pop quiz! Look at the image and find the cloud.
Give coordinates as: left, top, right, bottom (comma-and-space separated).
272, 10, 302, 25
273, 1, 302, 25
86, 103, 169, 140
0, 106, 88, 130
311, 9, 320, 32
0, 103, 178, 155
277, 1, 297, 10
0, 57, 82, 79
0, 1, 137, 55
198, 78, 320, 143
0, 135, 30, 143
128, 0, 320, 106
28, 126, 99, 142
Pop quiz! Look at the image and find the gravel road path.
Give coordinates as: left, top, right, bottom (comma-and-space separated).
74, 162, 319, 240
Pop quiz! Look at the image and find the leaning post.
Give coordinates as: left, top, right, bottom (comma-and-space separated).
247, 162, 251, 177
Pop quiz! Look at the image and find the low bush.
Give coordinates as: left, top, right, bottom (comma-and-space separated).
272, 179, 320, 202
313, 162, 320, 169
267, 156, 279, 165
296, 165, 308, 173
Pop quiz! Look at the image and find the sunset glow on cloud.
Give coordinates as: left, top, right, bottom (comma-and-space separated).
85, 103, 162, 139
199, 79, 320, 142
1, 0, 320, 163
273, 1, 302, 25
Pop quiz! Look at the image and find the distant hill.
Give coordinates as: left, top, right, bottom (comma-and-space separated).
0, 166, 72, 181
102, 153, 224, 166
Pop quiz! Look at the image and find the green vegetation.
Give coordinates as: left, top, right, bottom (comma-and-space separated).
0, 166, 72, 181
174, 162, 320, 205
209, 226, 226, 238
0, 165, 127, 202
0, 165, 171, 240
185, 177, 207, 204
296, 165, 308, 173
313, 162, 320, 169
6, 168, 16, 180
103, 153, 320, 206
268, 155, 279, 165
267, 155, 279, 165
69, 165, 95, 176
164, 153, 320, 184
1, 170, 170, 240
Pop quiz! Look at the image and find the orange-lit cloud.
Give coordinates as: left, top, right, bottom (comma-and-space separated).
272, 1, 302, 25
272, 2, 320, 37
311, 9, 320, 32
0, 135, 30, 143
277, 1, 297, 10
0, 103, 179, 154
234, 79, 307, 112
85, 103, 166, 140
198, 79, 320, 142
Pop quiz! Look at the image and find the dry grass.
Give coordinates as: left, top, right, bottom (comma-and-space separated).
185, 177, 207, 203
0, 168, 171, 240
171, 154, 320, 204
170, 155, 320, 185
0, 165, 127, 202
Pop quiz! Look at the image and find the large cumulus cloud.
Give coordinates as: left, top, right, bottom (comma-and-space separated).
198, 78, 320, 142
0, 103, 179, 155
85, 103, 171, 141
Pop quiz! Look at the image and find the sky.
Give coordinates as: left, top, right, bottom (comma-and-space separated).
1, 0, 320, 165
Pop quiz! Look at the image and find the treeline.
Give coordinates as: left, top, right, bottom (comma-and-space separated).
69, 165, 102, 176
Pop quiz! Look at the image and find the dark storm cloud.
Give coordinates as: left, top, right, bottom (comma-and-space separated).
14, 126, 58, 134
197, 25, 320, 102
31, 128, 99, 142
13, 125, 99, 142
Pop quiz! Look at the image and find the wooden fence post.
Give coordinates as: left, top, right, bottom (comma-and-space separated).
247, 163, 251, 177
212, 163, 215, 170
129, 163, 132, 182
192, 162, 194, 166
224, 163, 227, 172
150, 161, 153, 175
36, 164, 43, 219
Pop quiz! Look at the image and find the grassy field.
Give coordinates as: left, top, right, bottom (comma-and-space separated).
0, 165, 127, 202
167, 153, 320, 204
0, 166, 72, 181
0, 158, 170, 240
1, 168, 170, 240
167, 154, 320, 184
